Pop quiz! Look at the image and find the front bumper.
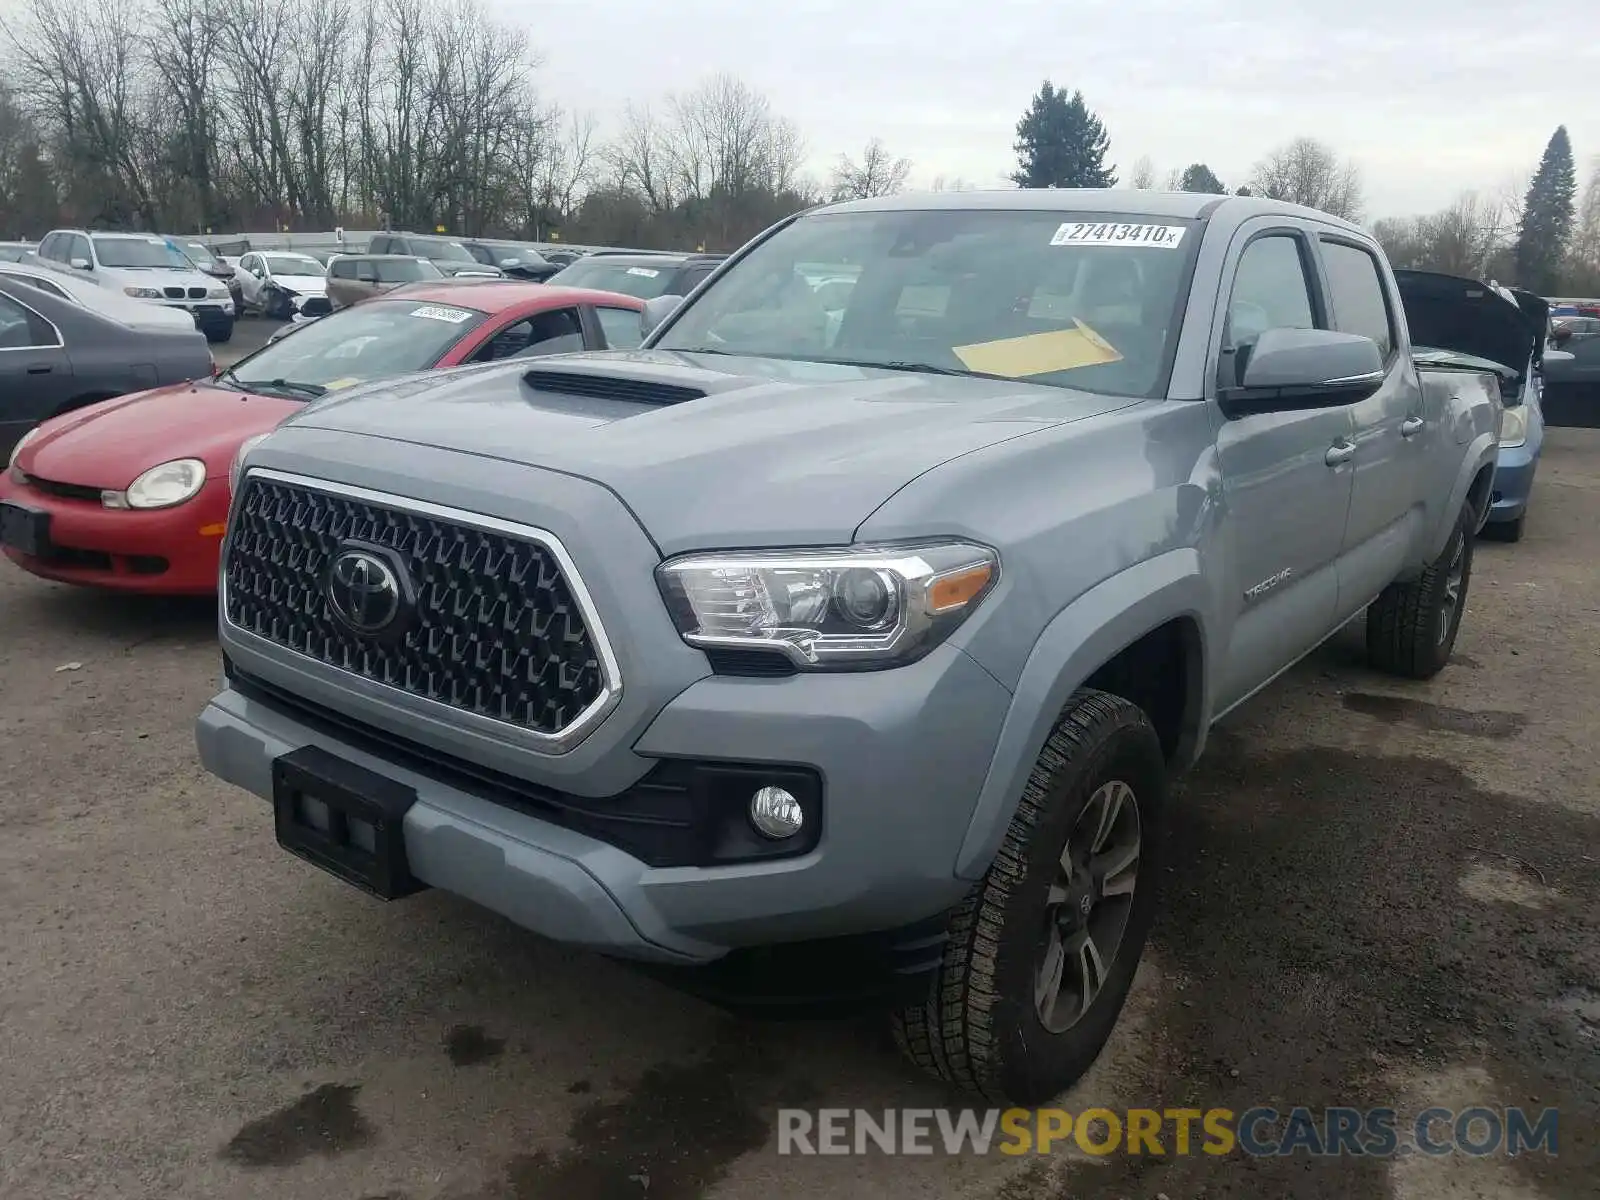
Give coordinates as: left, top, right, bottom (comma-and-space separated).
197, 639, 1010, 965
0, 473, 229, 593
1488, 436, 1540, 523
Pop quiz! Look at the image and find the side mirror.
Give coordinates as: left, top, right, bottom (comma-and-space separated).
1221, 327, 1384, 414
639, 293, 684, 340
70, 257, 91, 270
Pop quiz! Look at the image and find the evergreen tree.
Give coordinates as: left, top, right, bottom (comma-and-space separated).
1235, 186, 1252, 197
1515, 126, 1577, 294
1178, 163, 1226, 194
1011, 81, 1115, 189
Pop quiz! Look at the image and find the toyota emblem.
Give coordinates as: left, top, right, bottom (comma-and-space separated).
326, 548, 403, 634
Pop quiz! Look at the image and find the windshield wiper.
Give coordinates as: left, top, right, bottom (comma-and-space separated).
234, 378, 328, 399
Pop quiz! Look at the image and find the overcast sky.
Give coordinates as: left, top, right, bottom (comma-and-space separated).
507, 0, 1598, 220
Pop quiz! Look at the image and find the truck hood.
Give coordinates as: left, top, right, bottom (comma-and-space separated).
1394, 269, 1541, 386
284, 350, 1133, 551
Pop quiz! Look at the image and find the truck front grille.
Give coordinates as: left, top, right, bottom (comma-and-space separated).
223, 473, 613, 742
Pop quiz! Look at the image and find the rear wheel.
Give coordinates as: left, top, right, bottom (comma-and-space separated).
891, 690, 1166, 1104
1366, 503, 1475, 679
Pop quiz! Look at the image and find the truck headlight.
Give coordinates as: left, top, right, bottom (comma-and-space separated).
124, 286, 163, 299
1500, 405, 1529, 448
656, 541, 999, 670
230, 433, 270, 493
105, 459, 207, 509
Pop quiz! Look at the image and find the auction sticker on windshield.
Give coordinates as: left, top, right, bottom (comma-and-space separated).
1050, 222, 1186, 249
626, 267, 661, 277
409, 305, 474, 323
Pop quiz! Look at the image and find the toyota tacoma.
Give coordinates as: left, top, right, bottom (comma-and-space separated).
196, 191, 1502, 1104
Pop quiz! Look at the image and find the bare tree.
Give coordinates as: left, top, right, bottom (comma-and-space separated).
829, 137, 910, 201
6, 0, 160, 224
1567, 159, 1600, 290
1128, 155, 1156, 189
1248, 137, 1363, 220
609, 102, 674, 213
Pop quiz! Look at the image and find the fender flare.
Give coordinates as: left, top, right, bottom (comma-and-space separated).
1429, 432, 1499, 556
953, 548, 1210, 880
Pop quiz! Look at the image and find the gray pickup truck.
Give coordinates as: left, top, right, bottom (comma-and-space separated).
197, 191, 1503, 1104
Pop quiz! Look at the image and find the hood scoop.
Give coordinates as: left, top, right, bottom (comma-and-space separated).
521, 367, 707, 406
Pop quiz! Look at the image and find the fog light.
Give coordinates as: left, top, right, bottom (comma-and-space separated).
749, 786, 804, 839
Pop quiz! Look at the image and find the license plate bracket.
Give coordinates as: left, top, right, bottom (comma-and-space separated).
271, 746, 427, 900
0, 499, 50, 557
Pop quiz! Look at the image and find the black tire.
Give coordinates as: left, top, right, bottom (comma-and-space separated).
1480, 514, 1524, 543
1366, 503, 1475, 679
891, 690, 1166, 1104
207, 325, 233, 345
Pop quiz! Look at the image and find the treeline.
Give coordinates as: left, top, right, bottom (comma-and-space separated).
0, 0, 909, 249
1020, 80, 1600, 296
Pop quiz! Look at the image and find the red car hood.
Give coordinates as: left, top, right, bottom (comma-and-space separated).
18, 382, 304, 489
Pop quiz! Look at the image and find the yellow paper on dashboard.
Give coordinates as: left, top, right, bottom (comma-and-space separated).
953, 320, 1122, 377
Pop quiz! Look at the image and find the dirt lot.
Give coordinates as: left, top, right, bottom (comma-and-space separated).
2, 432, 1597, 1200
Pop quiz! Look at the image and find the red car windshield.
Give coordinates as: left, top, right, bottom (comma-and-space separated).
221, 299, 487, 397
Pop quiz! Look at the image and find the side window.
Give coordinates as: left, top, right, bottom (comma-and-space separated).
70, 234, 93, 265
37, 234, 61, 260
595, 305, 643, 349
357, 261, 380, 283
13, 275, 67, 299
1320, 240, 1395, 360
504, 307, 586, 360
0, 293, 56, 348
328, 259, 352, 280
368, 236, 390, 254
1224, 234, 1317, 353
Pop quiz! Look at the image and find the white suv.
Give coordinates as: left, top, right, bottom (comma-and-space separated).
33, 229, 235, 343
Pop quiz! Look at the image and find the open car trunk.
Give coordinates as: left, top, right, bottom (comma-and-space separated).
1394, 269, 1544, 403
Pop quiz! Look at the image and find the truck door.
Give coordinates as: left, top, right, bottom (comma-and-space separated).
1315, 235, 1426, 616
1210, 225, 1354, 713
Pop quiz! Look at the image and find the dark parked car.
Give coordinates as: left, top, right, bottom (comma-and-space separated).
544, 252, 725, 299
0, 280, 213, 461
1544, 318, 1600, 385
365, 233, 506, 278
459, 239, 560, 281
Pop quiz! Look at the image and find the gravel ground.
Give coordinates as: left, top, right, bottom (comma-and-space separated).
1, 431, 1596, 1200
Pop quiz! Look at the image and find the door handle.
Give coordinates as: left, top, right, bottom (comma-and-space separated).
27, 365, 51, 375
1325, 439, 1356, 467
1401, 416, 1424, 438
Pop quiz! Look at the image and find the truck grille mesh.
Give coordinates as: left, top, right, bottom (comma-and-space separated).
223, 476, 605, 736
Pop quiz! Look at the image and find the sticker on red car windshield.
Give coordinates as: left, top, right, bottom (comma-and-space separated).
1049, 222, 1186, 249
409, 305, 474, 323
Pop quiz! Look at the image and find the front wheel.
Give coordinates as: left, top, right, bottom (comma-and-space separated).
1366, 503, 1475, 679
891, 690, 1166, 1104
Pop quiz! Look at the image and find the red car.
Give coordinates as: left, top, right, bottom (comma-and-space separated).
0, 283, 646, 594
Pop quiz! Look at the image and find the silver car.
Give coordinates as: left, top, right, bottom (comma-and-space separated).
31, 229, 236, 343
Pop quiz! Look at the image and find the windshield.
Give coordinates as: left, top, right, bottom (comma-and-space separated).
655, 210, 1200, 397
548, 259, 675, 299
180, 241, 219, 266
222, 299, 487, 396
413, 238, 475, 263
375, 258, 443, 283
94, 237, 195, 270
265, 255, 323, 276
